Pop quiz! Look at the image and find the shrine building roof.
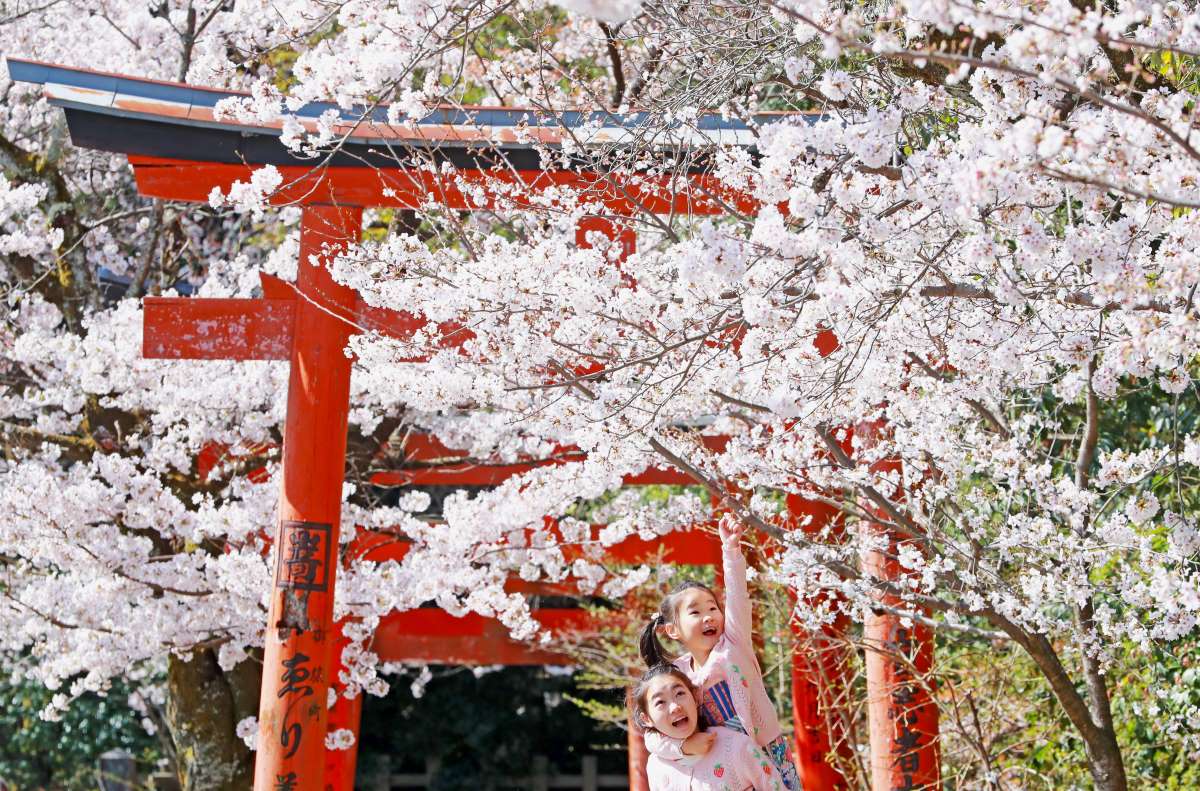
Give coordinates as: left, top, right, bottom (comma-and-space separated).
6, 58, 811, 172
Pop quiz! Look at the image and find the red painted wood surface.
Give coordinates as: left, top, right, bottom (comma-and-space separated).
854, 429, 940, 791
130, 156, 759, 216
627, 714, 651, 791
142, 296, 295, 360
378, 432, 729, 488
372, 608, 589, 665
860, 553, 940, 791
195, 430, 726, 491
142, 285, 472, 366
254, 205, 363, 791
196, 442, 273, 483
786, 493, 853, 791
323, 694, 362, 790
348, 521, 722, 571
352, 299, 474, 360
370, 463, 705, 487
257, 270, 474, 356
323, 623, 363, 791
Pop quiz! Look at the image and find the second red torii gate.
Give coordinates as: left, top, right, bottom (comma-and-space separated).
7, 58, 941, 791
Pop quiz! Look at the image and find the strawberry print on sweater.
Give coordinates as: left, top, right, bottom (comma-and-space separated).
645, 726, 786, 791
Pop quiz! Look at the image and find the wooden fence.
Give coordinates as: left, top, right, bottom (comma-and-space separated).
364, 755, 627, 790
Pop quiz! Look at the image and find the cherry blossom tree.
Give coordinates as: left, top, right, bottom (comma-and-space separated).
277, 2, 1200, 788
6, 0, 1200, 788
0, 1, 441, 785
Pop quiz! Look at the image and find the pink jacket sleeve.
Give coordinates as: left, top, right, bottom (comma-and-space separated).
643, 728, 685, 761
722, 535, 754, 649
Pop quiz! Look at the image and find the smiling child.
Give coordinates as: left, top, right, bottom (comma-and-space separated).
630, 664, 785, 791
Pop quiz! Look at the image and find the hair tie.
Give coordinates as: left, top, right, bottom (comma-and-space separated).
651, 613, 663, 624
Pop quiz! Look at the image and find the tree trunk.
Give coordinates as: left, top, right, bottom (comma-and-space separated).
1071, 366, 1127, 791
165, 648, 261, 791
1082, 719, 1128, 791
1080, 644, 1127, 791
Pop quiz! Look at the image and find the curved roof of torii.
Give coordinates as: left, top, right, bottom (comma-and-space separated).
6, 58, 809, 172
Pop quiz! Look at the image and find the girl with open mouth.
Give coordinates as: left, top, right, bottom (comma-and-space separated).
630, 664, 785, 790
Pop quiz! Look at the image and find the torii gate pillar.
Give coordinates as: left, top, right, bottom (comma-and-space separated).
145, 201, 364, 790
145, 202, 363, 789
255, 204, 362, 790
856, 430, 940, 791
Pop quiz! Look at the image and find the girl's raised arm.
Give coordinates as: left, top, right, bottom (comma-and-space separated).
719, 518, 753, 647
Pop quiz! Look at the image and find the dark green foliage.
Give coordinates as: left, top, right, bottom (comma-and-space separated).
355, 666, 625, 791
0, 675, 160, 790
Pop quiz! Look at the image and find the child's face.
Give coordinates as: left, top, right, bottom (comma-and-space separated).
642, 674, 699, 740
665, 588, 724, 655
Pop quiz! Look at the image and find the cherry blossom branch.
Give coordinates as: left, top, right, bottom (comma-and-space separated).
71, 541, 214, 599
506, 316, 747, 394
0, 588, 118, 635
813, 424, 927, 544
708, 389, 770, 413
598, 22, 626, 107
916, 283, 1176, 315
647, 436, 784, 543
0, 421, 96, 454
941, 0, 1196, 88
1038, 164, 1200, 210
774, 2, 1200, 169
1075, 357, 1101, 498
869, 601, 1007, 642
903, 353, 1013, 439
1071, 356, 1122, 771
646, 437, 976, 617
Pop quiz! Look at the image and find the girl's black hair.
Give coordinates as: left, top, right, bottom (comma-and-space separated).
637, 580, 719, 668
627, 663, 703, 733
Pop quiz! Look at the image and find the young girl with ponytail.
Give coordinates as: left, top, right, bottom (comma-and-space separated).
638, 519, 801, 789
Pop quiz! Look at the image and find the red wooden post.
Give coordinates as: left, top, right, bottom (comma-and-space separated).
324, 622, 363, 790
132, 157, 759, 217
854, 429, 940, 791
785, 493, 852, 790
861, 541, 939, 791
254, 204, 363, 791
627, 715, 652, 791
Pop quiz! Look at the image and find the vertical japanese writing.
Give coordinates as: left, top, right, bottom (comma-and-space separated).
888, 625, 923, 791
276, 520, 331, 592
275, 520, 331, 633
280, 653, 315, 698
278, 652, 316, 759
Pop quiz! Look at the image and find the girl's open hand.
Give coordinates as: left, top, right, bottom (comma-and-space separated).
682, 731, 716, 757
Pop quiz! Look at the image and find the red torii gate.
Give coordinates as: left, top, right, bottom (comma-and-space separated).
7, 58, 940, 791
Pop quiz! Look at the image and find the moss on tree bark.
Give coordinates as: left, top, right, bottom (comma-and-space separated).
165, 648, 260, 790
